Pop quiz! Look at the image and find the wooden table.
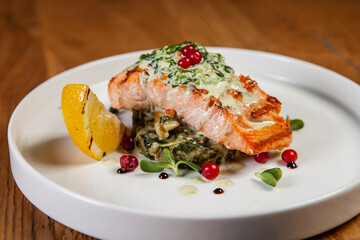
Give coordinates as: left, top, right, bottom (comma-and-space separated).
1, 0, 359, 239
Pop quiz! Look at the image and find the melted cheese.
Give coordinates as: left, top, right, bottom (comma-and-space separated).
219, 94, 243, 115
247, 120, 275, 129
197, 79, 259, 115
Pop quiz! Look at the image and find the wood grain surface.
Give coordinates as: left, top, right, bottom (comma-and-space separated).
1, 0, 360, 239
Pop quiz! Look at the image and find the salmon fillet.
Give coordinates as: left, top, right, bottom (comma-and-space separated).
108, 66, 292, 155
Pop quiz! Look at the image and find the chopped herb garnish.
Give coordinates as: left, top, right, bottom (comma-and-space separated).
136, 41, 234, 87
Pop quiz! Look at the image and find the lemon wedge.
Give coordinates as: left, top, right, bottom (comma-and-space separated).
61, 84, 125, 160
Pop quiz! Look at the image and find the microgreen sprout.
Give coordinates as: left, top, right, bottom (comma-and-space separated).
140, 148, 202, 177
255, 168, 282, 187
285, 115, 304, 131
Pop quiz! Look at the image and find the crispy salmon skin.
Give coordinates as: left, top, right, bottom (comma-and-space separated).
108, 42, 292, 155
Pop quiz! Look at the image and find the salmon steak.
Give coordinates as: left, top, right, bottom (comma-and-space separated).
108, 42, 292, 155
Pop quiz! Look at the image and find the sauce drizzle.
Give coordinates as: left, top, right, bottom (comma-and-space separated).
159, 172, 169, 179
215, 178, 233, 187
178, 185, 198, 195
213, 188, 224, 194
287, 161, 298, 169
117, 168, 126, 174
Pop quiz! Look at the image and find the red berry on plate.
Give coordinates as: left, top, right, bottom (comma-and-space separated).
281, 149, 298, 163
122, 135, 135, 151
181, 45, 195, 56
202, 162, 219, 180
120, 155, 138, 172
177, 57, 192, 69
189, 50, 202, 64
127, 155, 139, 171
120, 155, 130, 171
253, 152, 269, 163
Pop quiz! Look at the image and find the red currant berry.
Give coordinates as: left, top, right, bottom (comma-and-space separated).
181, 45, 195, 56
281, 149, 298, 163
127, 155, 139, 171
120, 155, 130, 171
177, 57, 192, 69
253, 152, 269, 163
122, 135, 135, 151
189, 50, 202, 64
120, 155, 138, 172
202, 162, 219, 180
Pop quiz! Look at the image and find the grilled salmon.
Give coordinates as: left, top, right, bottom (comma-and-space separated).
108, 42, 292, 155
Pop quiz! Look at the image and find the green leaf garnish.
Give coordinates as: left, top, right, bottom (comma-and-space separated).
255, 172, 277, 187
263, 168, 282, 181
140, 160, 169, 173
285, 115, 304, 131
290, 119, 304, 131
176, 160, 202, 173
255, 168, 282, 187
140, 148, 202, 177
163, 148, 176, 165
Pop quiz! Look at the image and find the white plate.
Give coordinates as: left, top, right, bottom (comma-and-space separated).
8, 48, 360, 240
